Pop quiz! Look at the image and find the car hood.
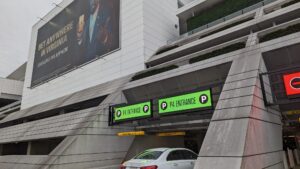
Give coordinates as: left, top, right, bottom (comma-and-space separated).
124, 159, 155, 167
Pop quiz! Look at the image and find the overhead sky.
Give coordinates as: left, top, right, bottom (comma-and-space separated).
0, 0, 62, 78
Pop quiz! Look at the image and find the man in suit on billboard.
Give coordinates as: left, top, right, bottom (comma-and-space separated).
76, 0, 119, 64
86, 0, 113, 60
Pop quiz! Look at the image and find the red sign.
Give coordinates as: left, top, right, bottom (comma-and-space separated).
283, 72, 300, 96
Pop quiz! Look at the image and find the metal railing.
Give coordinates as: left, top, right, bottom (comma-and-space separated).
169, 0, 277, 44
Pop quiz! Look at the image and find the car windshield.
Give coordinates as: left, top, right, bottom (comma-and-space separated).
134, 150, 163, 160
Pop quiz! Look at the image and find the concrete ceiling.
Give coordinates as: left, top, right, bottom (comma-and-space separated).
263, 43, 300, 71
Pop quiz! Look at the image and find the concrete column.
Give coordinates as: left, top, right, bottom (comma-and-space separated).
293, 149, 300, 165
27, 142, 31, 155
255, 8, 264, 19
283, 151, 289, 169
59, 109, 65, 115
288, 149, 295, 168
194, 34, 283, 169
0, 144, 2, 156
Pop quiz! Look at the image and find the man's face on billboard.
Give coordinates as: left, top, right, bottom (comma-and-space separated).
90, 0, 100, 14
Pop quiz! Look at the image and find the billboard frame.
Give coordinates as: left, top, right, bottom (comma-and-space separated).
30, 0, 122, 88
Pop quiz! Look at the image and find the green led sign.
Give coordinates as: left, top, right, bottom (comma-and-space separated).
113, 101, 152, 123
158, 89, 212, 114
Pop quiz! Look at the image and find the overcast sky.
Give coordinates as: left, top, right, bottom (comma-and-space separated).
0, 0, 62, 77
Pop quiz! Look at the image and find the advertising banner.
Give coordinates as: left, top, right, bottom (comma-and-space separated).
283, 72, 300, 97
113, 101, 152, 123
158, 89, 212, 115
32, 0, 120, 87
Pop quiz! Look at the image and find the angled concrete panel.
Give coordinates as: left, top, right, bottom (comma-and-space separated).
195, 157, 242, 169
199, 119, 248, 157
195, 33, 283, 169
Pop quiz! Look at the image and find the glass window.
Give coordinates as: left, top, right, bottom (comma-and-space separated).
182, 150, 198, 160
167, 150, 198, 161
134, 150, 163, 160
167, 150, 185, 161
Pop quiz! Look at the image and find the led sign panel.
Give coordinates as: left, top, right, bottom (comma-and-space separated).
283, 72, 300, 97
113, 102, 152, 123
158, 89, 212, 115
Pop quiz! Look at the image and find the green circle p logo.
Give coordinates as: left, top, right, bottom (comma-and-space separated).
143, 105, 149, 113
161, 102, 168, 110
116, 110, 122, 117
199, 94, 208, 104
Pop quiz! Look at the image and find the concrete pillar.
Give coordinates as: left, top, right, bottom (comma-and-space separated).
288, 149, 295, 168
293, 149, 300, 165
0, 144, 2, 155
194, 34, 283, 169
283, 151, 289, 169
255, 8, 264, 19
27, 142, 31, 155
59, 109, 65, 115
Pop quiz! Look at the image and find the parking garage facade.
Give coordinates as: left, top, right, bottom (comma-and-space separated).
0, 0, 300, 169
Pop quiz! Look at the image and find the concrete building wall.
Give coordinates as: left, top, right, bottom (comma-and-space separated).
143, 0, 179, 60
0, 78, 23, 97
6, 63, 27, 81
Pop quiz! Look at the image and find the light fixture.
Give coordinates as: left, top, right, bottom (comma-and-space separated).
117, 131, 145, 136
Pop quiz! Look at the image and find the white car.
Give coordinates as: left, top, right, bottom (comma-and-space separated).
121, 148, 198, 169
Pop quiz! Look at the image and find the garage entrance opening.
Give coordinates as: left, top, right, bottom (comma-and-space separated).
124, 129, 207, 161
113, 64, 232, 164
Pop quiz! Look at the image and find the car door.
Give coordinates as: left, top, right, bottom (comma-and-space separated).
159, 150, 189, 169
180, 150, 198, 169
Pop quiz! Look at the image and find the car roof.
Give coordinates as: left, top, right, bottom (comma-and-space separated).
145, 147, 193, 152
146, 148, 170, 152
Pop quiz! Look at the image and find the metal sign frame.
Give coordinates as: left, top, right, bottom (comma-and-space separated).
108, 87, 216, 126
259, 66, 300, 106
157, 89, 213, 116
109, 100, 153, 126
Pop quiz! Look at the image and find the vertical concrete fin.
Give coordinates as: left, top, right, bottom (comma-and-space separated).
194, 34, 283, 169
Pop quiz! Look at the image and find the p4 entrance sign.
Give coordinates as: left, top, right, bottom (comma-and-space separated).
158, 89, 213, 115
283, 72, 300, 97
111, 101, 152, 124
109, 89, 213, 125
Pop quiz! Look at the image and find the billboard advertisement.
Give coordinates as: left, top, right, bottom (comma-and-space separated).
31, 0, 120, 87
